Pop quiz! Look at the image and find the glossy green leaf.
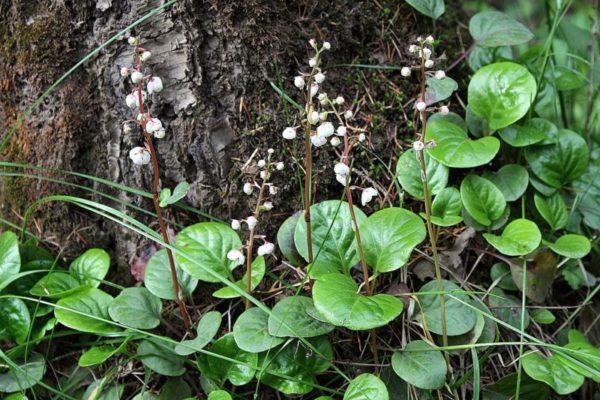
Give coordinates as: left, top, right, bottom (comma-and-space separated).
30, 272, 82, 298
483, 219, 541, 256
468, 45, 512, 72
55, 288, 117, 334
531, 309, 556, 325
425, 76, 458, 105
392, 340, 447, 390
396, 149, 448, 200
405, 0, 444, 19
547, 234, 591, 259
469, 11, 534, 47
488, 288, 529, 330
295, 200, 367, 276
525, 129, 589, 188
69, 248, 110, 288
498, 118, 556, 147
343, 373, 389, 400
0, 298, 31, 344
259, 336, 333, 395
534, 192, 568, 230
573, 160, 600, 230
423, 187, 463, 226
462, 205, 510, 232
79, 345, 122, 367
4, 394, 28, 400
108, 287, 162, 330
276, 213, 304, 266
313, 273, 403, 330
175, 311, 222, 355
212, 256, 265, 299
559, 330, 600, 383
483, 164, 529, 202
159, 378, 191, 400
361, 208, 426, 273
233, 307, 284, 353
424, 119, 500, 168
0, 231, 20, 287
490, 262, 518, 291
198, 333, 257, 386
137, 339, 185, 377
460, 175, 507, 226
207, 390, 232, 400
268, 296, 335, 338
415, 280, 476, 336
145, 249, 198, 300
522, 352, 584, 395
468, 62, 537, 130
0, 353, 45, 393
175, 222, 242, 283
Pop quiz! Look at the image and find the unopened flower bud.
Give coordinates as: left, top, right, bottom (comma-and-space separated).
126, 93, 137, 109
317, 122, 335, 138
315, 72, 326, 84
308, 111, 320, 125
128, 36, 138, 46
413, 140, 425, 151
435, 70, 446, 80
276, 162, 285, 170
267, 148, 275, 154
282, 127, 297, 140
131, 71, 144, 83
129, 146, 151, 165
336, 126, 347, 136
416, 101, 427, 112
319, 112, 328, 121
334, 162, 350, 177
310, 83, 319, 97
243, 182, 253, 195
440, 105, 449, 115
246, 216, 258, 229
323, 41, 331, 50
227, 249, 245, 265
294, 76, 305, 90
146, 118, 163, 133
309, 38, 317, 48
231, 219, 241, 230
147, 76, 163, 94
409, 44, 418, 53
311, 135, 327, 147
260, 170, 270, 180
423, 48, 432, 59
425, 35, 434, 44
335, 96, 345, 105
257, 159, 266, 168
344, 110, 354, 119
120, 67, 129, 77
262, 201, 274, 211
361, 187, 378, 206
358, 133, 366, 142
154, 128, 166, 139
140, 51, 152, 62
330, 137, 341, 147
309, 57, 317, 67
257, 242, 275, 256
123, 124, 132, 134
269, 186, 278, 195
401, 67, 411, 77
424, 59, 434, 68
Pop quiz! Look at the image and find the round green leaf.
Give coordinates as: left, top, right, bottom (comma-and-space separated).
198, 333, 257, 386
525, 129, 589, 188
0, 353, 45, 393
425, 76, 458, 105
534, 192, 568, 231
573, 161, 600, 230
294, 200, 367, 276
522, 352, 584, 395
425, 187, 463, 226
0, 231, 20, 287
415, 280, 476, 336
531, 309, 556, 325
498, 118, 556, 147
55, 288, 117, 334
313, 273, 403, 331
483, 219, 541, 256
175, 222, 242, 283
361, 208, 426, 273
490, 262, 518, 291
30, 272, 81, 298
233, 307, 284, 353
69, 248, 110, 288
268, 296, 334, 338
468, 45, 513, 72
391, 340, 447, 390
145, 249, 198, 300
405, 0, 444, 19
462, 205, 510, 232
547, 234, 591, 259
396, 149, 448, 200
159, 378, 191, 400
79, 345, 122, 367
343, 373, 389, 400
483, 164, 529, 202
175, 311, 222, 355
460, 175, 507, 226
212, 256, 265, 299
276, 213, 304, 266
0, 298, 31, 344
488, 288, 530, 330
469, 11, 534, 47
424, 119, 500, 168
137, 339, 185, 377
468, 62, 537, 130
208, 390, 232, 400
108, 287, 162, 330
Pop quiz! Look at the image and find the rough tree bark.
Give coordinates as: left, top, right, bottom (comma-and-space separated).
0, 0, 465, 275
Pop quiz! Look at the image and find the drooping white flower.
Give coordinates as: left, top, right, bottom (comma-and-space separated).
129, 146, 151, 165
361, 187, 378, 206
440, 105, 449, 115
128, 36, 138, 46
267, 148, 275, 154
276, 162, 284, 170
422, 48, 432, 59
425, 35, 434, 44
310, 83, 319, 97
315, 72, 326, 84
323, 41, 331, 50
137, 113, 146, 122
309, 38, 317, 48
257, 242, 275, 256
344, 110, 354, 119
309, 57, 317, 67
227, 249, 245, 265
231, 219, 241, 230
262, 201, 274, 211
335, 96, 345, 105
330, 137, 341, 147
424, 59, 434, 68
146, 118, 163, 133
311, 135, 327, 147
294, 76, 305, 90
318, 93, 327, 101
401, 67, 411, 77
131, 71, 144, 83
269, 185, 278, 195
154, 128, 166, 139
147, 76, 163, 94
336, 126, 347, 136
282, 127, 297, 140
246, 216, 258, 229
416, 101, 427, 112
308, 111, 320, 125
413, 140, 425, 151
435, 70, 445, 80
317, 122, 335, 138
334, 162, 350, 177
358, 133, 366, 142
126, 93, 137, 109
257, 159, 266, 168
336, 174, 348, 186
140, 51, 152, 61
260, 170, 270, 180
319, 112, 328, 121
243, 182, 253, 195
408, 44, 418, 53
120, 67, 129, 77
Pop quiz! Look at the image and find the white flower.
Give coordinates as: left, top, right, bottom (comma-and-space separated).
315, 72, 326, 84
294, 76, 305, 90
335, 96, 345, 105
423, 48, 432, 59
146, 118, 163, 133
260, 171, 270, 180
147, 76, 163, 94
361, 187, 378, 206
129, 146, 151, 165
435, 70, 445, 80
140, 51, 152, 61
323, 41, 331, 50
267, 148, 274, 154
317, 122, 335, 137
227, 249, 245, 265
310, 83, 319, 97
311, 135, 327, 147
154, 128, 166, 139
282, 127, 297, 140
120, 67, 129, 77
131, 71, 144, 83
401, 67, 411, 77
409, 44, 418, 53
126, 93, 137, 109
246, 216, 258, 229
336, 174, 348, 186
425, 35, 434, 44
413, 140, 425, 151
269, 185, 278, 195
257, 159, 266, 168
416, 101, 426, 112
344, 110, 354, 119
128, 36, 138, 46
262, 201, 274, 211
309, 38, 317, 48
308, 111, 320, 125
424, 59, 434, 68
318, 93, 327, 101
243, 182, 253, 195
257, 242, 275, 256
334, 162, 350, 177
276, 162, 284, 170
123, 124, 132, 134
358, 133, 366, 142
137, 113, 146, 122
319, 112, 328, 121
309, 57, 317, 67
336, 126, 347, 136
440, 105, 449, 115
231, 219, 241, 230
